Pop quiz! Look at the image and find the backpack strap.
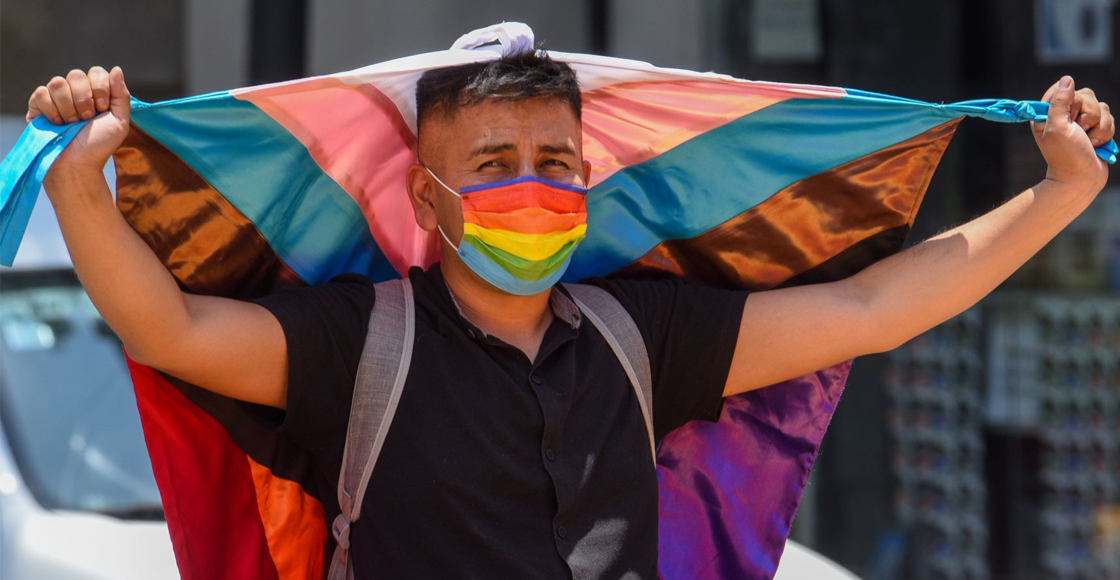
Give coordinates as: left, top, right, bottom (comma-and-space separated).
327, 278, 415, 580
562, 283, 655, 464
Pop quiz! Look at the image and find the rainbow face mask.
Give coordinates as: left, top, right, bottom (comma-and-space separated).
427, 169, 588, 296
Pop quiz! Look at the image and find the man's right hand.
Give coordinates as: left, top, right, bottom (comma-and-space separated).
28, 66, 131, 175
30, 66, 291, 410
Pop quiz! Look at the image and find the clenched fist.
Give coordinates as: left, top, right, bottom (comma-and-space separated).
28, 66, 132, 175
1031, 76, 1114, 195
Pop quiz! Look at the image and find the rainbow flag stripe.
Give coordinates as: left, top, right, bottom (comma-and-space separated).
0, 44, 1116, 580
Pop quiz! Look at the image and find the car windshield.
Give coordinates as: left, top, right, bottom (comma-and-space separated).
0, 269, 163, 518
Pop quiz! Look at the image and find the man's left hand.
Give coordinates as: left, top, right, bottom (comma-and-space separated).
1031, 76, 1113, 195
724, 75, 1115, 397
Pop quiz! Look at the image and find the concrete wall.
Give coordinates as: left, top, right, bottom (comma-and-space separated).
307, 1, 595, 75
171, 0, 710, 95
607, 0, 706, 70
183, 0, 251, 95
0, 0, 184, 112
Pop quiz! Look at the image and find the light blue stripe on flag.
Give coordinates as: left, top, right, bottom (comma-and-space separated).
566, 93, 1117, 282
130, 94, 399, 284
0, 116, 87, 265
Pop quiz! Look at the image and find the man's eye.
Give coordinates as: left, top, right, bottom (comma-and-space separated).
543, 159, 569, 168
478, 160, 504, 169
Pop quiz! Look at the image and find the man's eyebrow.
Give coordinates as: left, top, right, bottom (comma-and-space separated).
539, 143, 577, 156
467, 143, 578, 158
469, 143, 516, 158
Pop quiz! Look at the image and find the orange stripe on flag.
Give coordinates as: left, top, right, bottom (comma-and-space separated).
247, 458, 328, 580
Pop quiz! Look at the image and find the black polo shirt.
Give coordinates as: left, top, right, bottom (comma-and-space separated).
250, 263, 746, 579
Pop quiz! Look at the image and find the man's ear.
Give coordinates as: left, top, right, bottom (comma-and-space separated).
582, 159, 593, 187
405, 163, 440, 232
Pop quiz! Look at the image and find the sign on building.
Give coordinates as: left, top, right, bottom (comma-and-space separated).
750, 0, 822, 63
1035, 0, 1113, 63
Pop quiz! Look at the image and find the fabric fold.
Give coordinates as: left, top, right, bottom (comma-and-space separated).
0, 31, 1116, 580
0, 116, 87, 264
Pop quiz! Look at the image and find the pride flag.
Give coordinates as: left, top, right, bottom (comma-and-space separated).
1, 23, 1115, 580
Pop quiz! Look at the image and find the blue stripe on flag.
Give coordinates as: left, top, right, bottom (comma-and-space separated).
565, 95, 962, 281
130, 94, 399, 284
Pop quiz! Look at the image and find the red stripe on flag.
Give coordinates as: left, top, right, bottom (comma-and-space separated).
126, 355, 281, 580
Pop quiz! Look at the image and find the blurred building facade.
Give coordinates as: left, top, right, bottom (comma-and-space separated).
2, 1, 1117, 579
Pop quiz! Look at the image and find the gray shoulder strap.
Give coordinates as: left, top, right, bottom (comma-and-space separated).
562, 283, 655, 464
327, 278, 415, 580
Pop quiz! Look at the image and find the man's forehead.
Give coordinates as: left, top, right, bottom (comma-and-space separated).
418, 100, 581, 168
420, 97, 580, 144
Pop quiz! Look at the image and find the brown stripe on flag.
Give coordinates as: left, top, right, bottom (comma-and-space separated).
114, 125, 303, 298
610, 119, 960, 291
113, 124, 328, 578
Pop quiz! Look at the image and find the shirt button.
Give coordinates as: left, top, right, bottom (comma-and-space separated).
556, 525, 568, 539
466, 329, 476, 339
530, 374, 542, 385
545, 448, 556, 461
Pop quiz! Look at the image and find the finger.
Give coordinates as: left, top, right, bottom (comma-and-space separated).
1039, 78, 1057, 114
47, 76, 79, 123
1066, 88, 1084, 125
1074, 87, 1099, 132
1045, 76, 1075, 133
108, 66, 131, 122
1034, 79, 1061, 137
27, 85, 63, 124
88, 66, 111, 113
1087, 102, 1114, 147
66, 69, 96, 121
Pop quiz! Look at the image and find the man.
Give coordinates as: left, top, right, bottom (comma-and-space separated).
27, 49, 1113, 578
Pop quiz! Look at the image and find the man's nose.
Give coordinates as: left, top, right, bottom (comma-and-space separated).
514, 158, 540, 178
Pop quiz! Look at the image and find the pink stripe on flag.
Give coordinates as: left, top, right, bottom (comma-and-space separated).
581, 80, 846, 186
233, 78, 439, 275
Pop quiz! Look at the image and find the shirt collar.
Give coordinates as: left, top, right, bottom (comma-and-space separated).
422, 263, 582, 337
548, 284, 583, 329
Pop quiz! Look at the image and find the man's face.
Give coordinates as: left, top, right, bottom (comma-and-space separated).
407, 96, 590, 246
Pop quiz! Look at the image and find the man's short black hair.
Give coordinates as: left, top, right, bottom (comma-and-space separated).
415, 49, 581, 132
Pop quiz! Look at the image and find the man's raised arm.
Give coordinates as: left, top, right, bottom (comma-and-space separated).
724, 76, 1114, 397
29, 66, 290, 409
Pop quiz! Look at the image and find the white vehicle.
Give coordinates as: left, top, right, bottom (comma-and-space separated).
0, 116, 857, 580
776, 540, 863, 580
0, 117, 179, 580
